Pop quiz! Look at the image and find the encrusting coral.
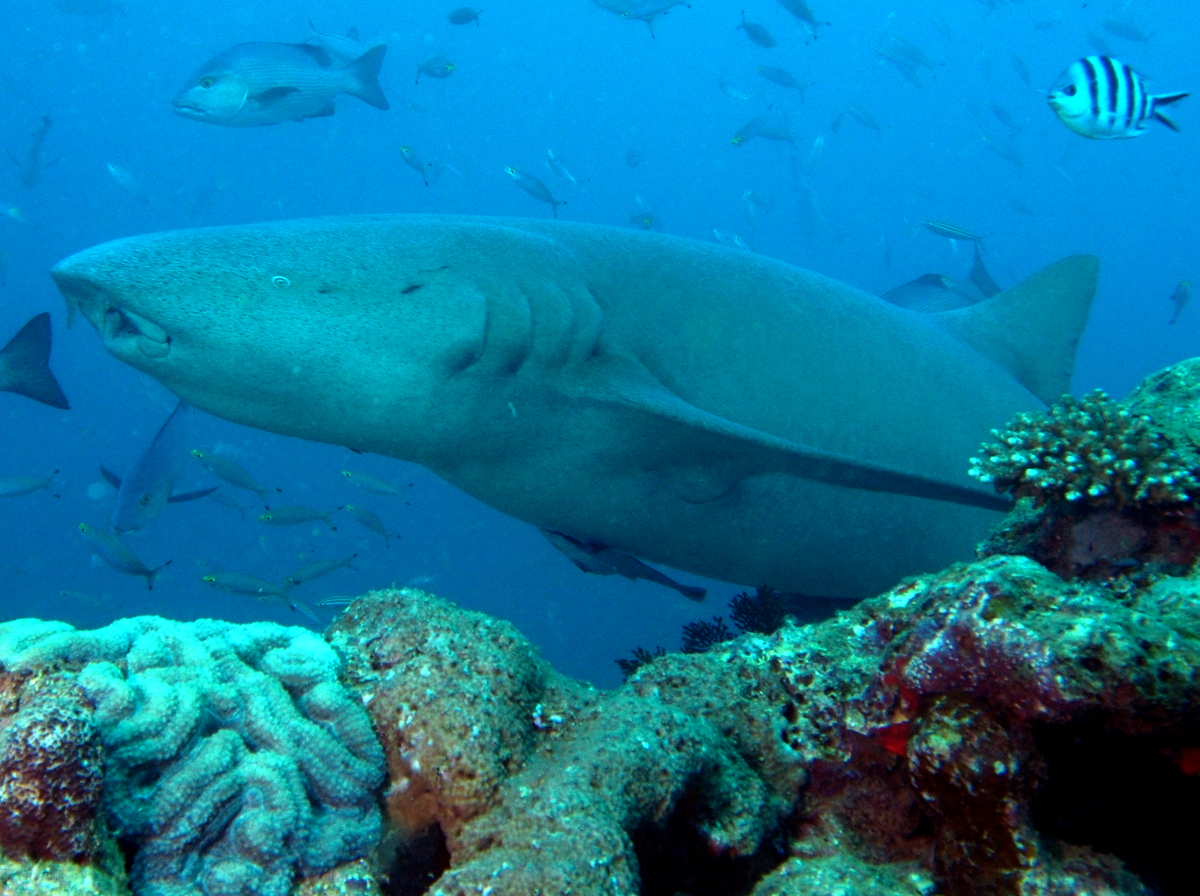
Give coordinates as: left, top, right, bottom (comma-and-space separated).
0, 617, 385, 896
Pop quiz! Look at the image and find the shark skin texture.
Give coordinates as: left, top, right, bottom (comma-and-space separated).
51, 215, 1097, 597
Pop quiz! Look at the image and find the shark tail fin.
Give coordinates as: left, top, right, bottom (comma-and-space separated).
933, 255, 1098, 405
0, 313, 70, 409
345, 44, 390, 110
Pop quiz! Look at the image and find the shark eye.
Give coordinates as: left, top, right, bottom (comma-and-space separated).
1063, 84, 1077, 96
199, 77, 215, 89
271, 276, 291, 288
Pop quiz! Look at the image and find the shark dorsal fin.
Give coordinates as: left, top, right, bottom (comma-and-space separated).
932, 255, 1098, 404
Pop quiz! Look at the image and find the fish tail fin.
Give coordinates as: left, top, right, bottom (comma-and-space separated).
1153, 92, 1189, 131
147, 558, 172, 591
346, 45, 390, 110
0, 313, 70, 409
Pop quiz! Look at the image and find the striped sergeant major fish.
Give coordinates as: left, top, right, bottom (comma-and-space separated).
1048, 56, 1188, 139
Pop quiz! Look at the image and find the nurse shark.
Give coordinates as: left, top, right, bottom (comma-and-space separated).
50, 216, 1097, 597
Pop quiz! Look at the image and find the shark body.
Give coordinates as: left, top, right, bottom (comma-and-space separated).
51, 215, 1096, 596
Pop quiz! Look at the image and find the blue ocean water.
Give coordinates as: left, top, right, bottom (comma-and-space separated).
1, 0, 1196, 688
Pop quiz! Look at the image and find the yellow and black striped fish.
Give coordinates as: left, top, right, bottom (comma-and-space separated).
1048, 55, 1188, 139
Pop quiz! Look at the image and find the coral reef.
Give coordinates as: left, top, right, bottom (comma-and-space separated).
969, 389, 1199, 508
0, 617, 385, 896
974, 371, 1200, 581
331, 549, 1200, 896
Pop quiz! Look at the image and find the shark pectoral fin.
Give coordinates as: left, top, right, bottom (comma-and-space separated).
932, 255, 1098, 404
592, 375, 1010, 512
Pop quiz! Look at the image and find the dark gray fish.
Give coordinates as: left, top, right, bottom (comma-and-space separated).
980, 133, 1023, 171
731, 116, 795, 146
173, 42, 389, 127
447, 7, 482, 25
623, 1, 691, 38
1101, 20, 1151, 43
756, 65, 806, 94
882, 246, 1000, 313
541, 529, 706, 601
881, 274, 987, 313
504, 166, 565, 216
416, 56, 456, 84
112, 399, 195, 532
1170, 281, 1191, 324
844, 102, 882, 132
0, 313, 69, 409
1010, 53, 1031, 86
738, 12, 777, 48
7, 116, 58, 187
968, 244, 1001, 298
876, 34, 939, 86
775, 0, 829, 40
79, 523, 169, 590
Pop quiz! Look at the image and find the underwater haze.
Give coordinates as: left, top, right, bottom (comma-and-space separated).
1, 0, 1197, 687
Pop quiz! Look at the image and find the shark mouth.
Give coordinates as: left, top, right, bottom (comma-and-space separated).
50, 266, 172, 361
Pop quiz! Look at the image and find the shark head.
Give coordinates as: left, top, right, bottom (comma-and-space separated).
50, 216, 506, 458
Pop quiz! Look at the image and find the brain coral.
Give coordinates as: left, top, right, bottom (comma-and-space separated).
0, 616, 385, 896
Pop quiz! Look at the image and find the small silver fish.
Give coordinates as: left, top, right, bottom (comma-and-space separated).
622, 1, 691, 38
416, 56, 456, 85
545, 149, 577, 185
341, 469, 406, 495
174, 42, 389, 126
343, 504, 391, 544
204, 571, 289, 597
258, 506, 337, 527
737, 12, 777, 48
106, 163, 149, 202
192, 450, 271, 500
79, 523, 169, 590
1170, 281, 1191, 324
399, 145, 444, 187
923, 220, 983, 243
0, 470, 57, 498
284, 554, 357, 587
504, 166, 566, 217
844, 102, 882, 133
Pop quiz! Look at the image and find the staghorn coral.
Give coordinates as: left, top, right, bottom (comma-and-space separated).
0, 617, 385, 896
968, 389, 1199, 509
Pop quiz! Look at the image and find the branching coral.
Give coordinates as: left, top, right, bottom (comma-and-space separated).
969, 389, 1199, 508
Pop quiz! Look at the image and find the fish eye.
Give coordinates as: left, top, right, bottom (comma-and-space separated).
199, 77, 215, 89
1063, 84, 1076, 96
271, 275, 291, 288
